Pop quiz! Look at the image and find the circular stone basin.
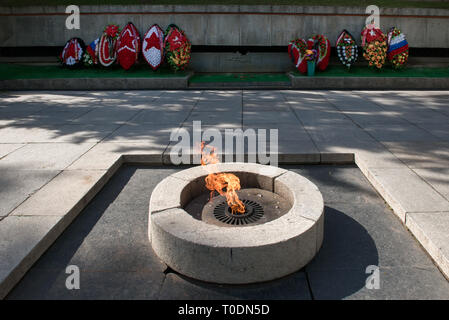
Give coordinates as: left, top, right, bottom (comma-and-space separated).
148, 163, 324, 284
186, 188, 292, 227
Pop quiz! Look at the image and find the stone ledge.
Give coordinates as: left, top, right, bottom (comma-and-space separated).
289, 74, 449, 90
0, 74, 192, 91
2, 5, 448, 16
357, 166, 449, 222
406, 212, 449, 280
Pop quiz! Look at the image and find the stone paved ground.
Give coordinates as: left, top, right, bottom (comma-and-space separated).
7, 165, 449, 300
1, 90, 449, 298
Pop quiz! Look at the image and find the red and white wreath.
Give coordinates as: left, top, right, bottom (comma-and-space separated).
142, 24, 165, 70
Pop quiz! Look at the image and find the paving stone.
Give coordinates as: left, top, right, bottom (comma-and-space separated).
243, 101, 289, 112
68, 107, 140, 125
200, 90, 241, 100
103, 124, 179, 144
7, 269, 164, 300
413, 122, 449, 141
195, 102, 242, 113
0, 103, 48, 118
0, 169, 60, 217
316, 202, 438, 270
42, 124, 122, 143
325, 91, 383, 111
8, 107, 94, 126
158, 272, 311, 300
406, 212, 449, 279
129, 109, 191, 124
362, 167, 449, 221
287, 166, 380, 205
0, 126, 59, 143
67, 142, 164, 170
186, 110, 241, 126
413, 168, 449, 201
0, 143, 94, 170
397, 110, 449, 125
308, 266, 449, 300
243, 90, 284, 101
344, 112, 410, 126
362, 123, 442, 142
305, 124, 376, 146
0, 215, 64, 299
11, 170, 110, 217
243, 110, 299, 125
292, 109, 351, 126
383, 141, 449, 169
353, 144, 405, 168
0, 144, 24, 159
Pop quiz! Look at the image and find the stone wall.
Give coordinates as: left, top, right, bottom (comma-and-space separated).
1, 5, 448, 48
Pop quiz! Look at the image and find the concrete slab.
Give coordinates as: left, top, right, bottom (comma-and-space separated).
42, 124, 122, 143
0, 215, 64, 299
308, 266, 449, 300
69, 107, 141, 125
362, 123, 441, 143
289, 166, 379, 205
0, 76, 192, 91
11, 170, 111, 217
67, 142, 165, 170
7, 269, 165, 300
289, 75, 449, 90
305, 124, 376, 146
0, 144, 24, 159
291, 109, 351, 126
243, 101, 290, 112
186, 110, 241, 127
0, 169, 59, 218
103, 124, 179, 144
243, 110, 300, 125
413, 168, 449, 202
383, 141, 449, 169
413, 122, 449, 142
194, 101, 242, 113
397, 110, 449, 125
406, 212, 449, 280
0, 143, 94, 170
0, 126, 60, 143
158, 271, 311, 300
7, 107, 94, 126
323, 202, 439, 270
129, 109, 191, 125
362, 167, 449, 221
353, 144, 405, 169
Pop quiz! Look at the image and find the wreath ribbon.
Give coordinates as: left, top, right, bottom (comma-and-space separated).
361, 23, 375, 47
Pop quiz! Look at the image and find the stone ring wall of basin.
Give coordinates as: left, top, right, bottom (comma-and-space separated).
148, 163, 324, 284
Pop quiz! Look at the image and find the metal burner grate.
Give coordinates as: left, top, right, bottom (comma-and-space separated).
213, 199, 264, 225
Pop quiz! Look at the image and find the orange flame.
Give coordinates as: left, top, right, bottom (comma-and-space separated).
201, 142, 245, 214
